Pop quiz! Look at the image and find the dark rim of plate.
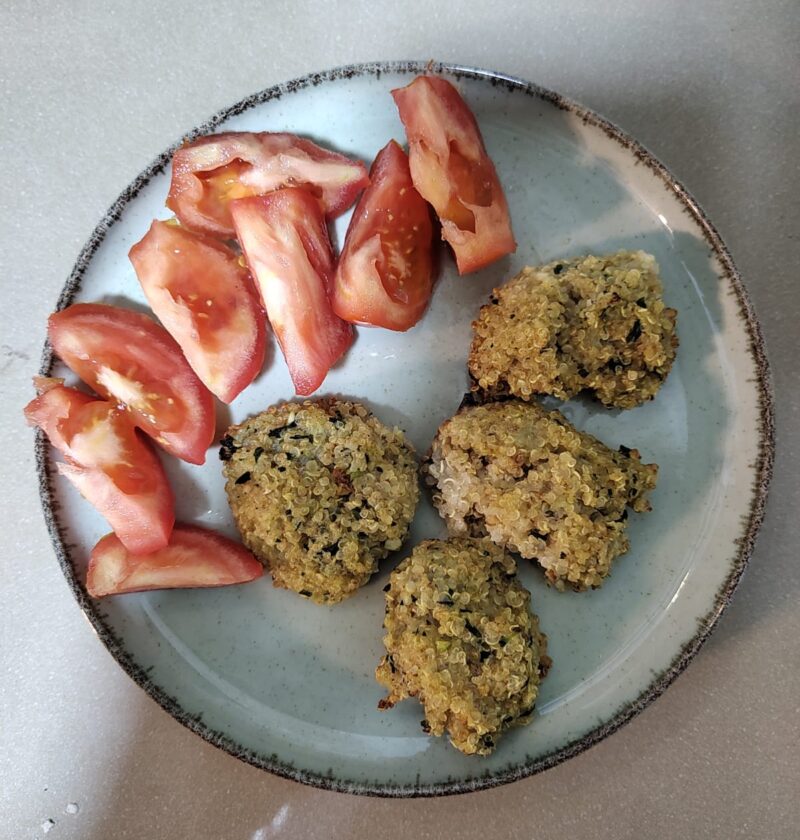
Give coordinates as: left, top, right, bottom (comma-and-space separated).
35, 59, 775, 797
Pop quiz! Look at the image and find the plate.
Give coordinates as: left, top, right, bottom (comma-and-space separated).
36, 61, 774, 796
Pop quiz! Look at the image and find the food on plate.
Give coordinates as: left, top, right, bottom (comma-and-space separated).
48, 303, 216, 464
129, 219, 266, 403
86, 524, 263, 597
376, 537, 549, 756
166, 131, 369, 238
220, 399, 419, 604
331, 140, 434, 331
230, 189, 353, 396
392, 75, 515, 274
423, 399, 657, 591
469, 251, 678, 409
24, 377, 174, 554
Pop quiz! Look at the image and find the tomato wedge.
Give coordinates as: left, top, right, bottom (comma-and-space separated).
230, 189, 353, 396
331, 140, 434, 331
25, 379, 174, 554
391, 75, 516, 274
87, 524, 263, 597
129, 220, 266, 403
166, 132, 370, 239
48, 303, 215, 465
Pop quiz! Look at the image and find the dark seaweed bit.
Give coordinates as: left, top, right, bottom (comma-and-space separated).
618, 444, 632, 457
553, 263, 564, 275
577, 366, 589, 378
499, 637, 507, 647
479, 649, 492, 662
382, 583, 391, 592
626, 319, 643, 342
502, 715, 514, 725
267, 421, 297, 438
636, 297, 647, 307
617, 509, 629, 522
420, 719, 431, 733
289, 433, 315, 444
518, 704, 536, 718
323, 542, 339, 556
530, 528, 547, 540
464, 619, 482, 638
437, 595, 454, 606
235, 471, 252, 485
479, 734, 495, 749
489, 294, 499, 304
299, 589, 312, 597
218, 435, 238, 461
387, 653, 396, 673
253, 446, 264, 462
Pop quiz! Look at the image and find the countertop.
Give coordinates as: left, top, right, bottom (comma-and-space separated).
2, 1, 798, 837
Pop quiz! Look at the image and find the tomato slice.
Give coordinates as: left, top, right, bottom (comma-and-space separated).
230, 189, 354, 396
25, 380, 175, 554
129, 220, 266, 403
166, 132, 370, 238
86, 524, 263, 597
391, 75, 516, 274
48, 303, 216, 465
331, 140, 434, 331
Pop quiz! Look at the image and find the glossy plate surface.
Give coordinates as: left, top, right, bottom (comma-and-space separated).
37, 61, 773, 795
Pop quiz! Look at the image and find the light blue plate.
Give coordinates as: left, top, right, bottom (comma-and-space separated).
37, 61, 773, 795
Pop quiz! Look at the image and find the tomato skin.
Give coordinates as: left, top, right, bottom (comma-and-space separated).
87, 524, 263, 597
230, 189, 354, 396
129, 221, 266, 403
24, 381, 175, 554
48, 303, 216, 465
166, 132, 369, 238
331, 140, 434, 331
391, 75, 516, 274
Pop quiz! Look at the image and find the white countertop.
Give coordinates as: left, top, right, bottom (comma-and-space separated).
3, 1, 798, 837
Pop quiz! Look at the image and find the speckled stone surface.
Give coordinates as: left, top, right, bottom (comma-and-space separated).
2, 1, 798, 837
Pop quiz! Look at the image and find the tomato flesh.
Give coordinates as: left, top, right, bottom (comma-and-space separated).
332, 140, 434, 331
167, 132, 369, 238
230, 189, 353, 396
25, 380, 174, 554
391, 75, 516, 274
129, 220, 266, 403
48, 303, 216, 464
87, 524, 263, 597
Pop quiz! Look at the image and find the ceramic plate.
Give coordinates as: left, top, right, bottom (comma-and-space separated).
36, 61, 773, 796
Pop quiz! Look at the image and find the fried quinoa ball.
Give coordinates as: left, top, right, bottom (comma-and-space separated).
423, 400, 657, 591
221, 399, 419, 604
469, 251, 678, 409
376, 537, 550, 756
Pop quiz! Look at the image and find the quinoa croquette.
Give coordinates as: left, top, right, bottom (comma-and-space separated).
469, 251, 678, 409
221, 399, 419, 604
376, 537, 550, 756
424, 400, 657, 591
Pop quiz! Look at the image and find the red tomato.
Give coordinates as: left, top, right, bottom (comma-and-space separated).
25, 379, 175, 554
166, 132, 370, 239
391, 75, 516, 274
331, 140, 434, 331
87, 524, 263, 597
129, 220, 266, 403
48, 303, 216, 465
230, 189, 353, 396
